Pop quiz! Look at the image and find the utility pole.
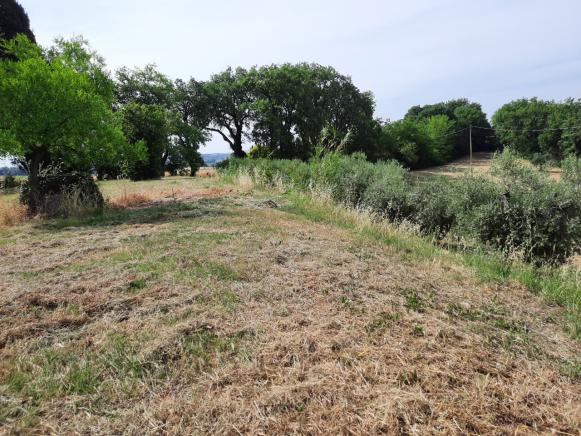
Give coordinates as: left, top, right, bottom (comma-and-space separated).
469, 125, 473, 174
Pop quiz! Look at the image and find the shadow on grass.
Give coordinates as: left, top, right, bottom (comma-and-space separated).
38, 197, 229, 232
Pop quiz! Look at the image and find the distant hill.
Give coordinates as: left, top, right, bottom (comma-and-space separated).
0, 155, 230, 173
0, 166, 25, 176
201, 153, 230, 166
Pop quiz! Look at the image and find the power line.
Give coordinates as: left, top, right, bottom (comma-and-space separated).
472, 125, 581, 133
442, 126, 469, 137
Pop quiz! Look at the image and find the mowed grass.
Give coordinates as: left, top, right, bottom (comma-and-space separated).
0, 176, 580, 434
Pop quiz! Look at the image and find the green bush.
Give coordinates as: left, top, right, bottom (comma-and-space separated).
469, 149, 580, 265
219, 149, 580, 265
361, 161, 413, 221
411, 179, 456, 238
2, 174, 18, 190
20, 172, 104, 217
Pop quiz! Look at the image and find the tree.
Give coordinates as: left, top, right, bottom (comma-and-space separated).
200, 67, 255, 158
493, 98, 581, 160
381, 119, 432, 168
173, 79, 208, 175
0, 0, 35, 59
420, 115, 455, 164
116, 67, 208, 178
250, 63, 378, 160
120, 103, 169, 180
116, 64, 174, 107
116, 65, 175, 179
0, 36, 139, 212
405, 99, 497, 157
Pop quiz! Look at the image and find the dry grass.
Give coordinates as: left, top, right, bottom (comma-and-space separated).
197, 167, 217, 178
0, 177, 579, 434
0, 195, 26, 227
413, 152, 563, 180
108, 192, 153, 208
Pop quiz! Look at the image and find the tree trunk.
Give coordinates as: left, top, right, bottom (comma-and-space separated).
232, 131, 247, 158
27, 152, 41, 215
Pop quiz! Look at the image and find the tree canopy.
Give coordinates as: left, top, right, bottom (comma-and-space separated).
0, 36, 142, 211
492, 98, 581, 160
0, 0, 35, 59
115, 65, 207, 179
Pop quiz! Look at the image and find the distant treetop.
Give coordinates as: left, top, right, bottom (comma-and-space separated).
0, 0, 36, 59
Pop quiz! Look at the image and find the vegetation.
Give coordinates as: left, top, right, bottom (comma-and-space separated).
0, 0, 36, 60
493, 98, 581, 161
0, 36, 142, 213
0, 175, 579, 434
219, 149, 580, 266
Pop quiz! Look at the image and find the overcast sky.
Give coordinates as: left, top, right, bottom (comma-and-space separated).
8, 0, 581, 157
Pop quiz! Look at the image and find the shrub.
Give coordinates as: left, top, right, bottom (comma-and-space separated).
2, 174, 18, 190
218, 148, 580, 265
473, 149, 580, 265
410, 178, 456, 238
361, 161, 413, 221
20, 172, 104, 217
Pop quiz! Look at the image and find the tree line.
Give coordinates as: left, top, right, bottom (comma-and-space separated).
0, 0, 580, 215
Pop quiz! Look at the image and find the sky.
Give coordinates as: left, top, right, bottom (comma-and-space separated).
4, 0, 581, 162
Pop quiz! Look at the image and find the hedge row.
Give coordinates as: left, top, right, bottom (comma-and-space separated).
219, 150, 581, 266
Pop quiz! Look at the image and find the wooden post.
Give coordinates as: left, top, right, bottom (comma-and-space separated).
469, 125, 473, 174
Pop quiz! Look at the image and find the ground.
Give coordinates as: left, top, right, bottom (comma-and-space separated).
0, 176, 579, 434
413, 152, 563, 181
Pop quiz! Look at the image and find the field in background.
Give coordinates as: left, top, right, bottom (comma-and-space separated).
0, 175, 579, 433
413, 152, 563, 180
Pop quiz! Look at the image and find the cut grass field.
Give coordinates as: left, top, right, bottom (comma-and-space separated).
0, 175, 579, 433
413, 152, 563, 181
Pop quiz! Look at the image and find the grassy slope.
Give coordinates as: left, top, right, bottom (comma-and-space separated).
0, 176, 579, 434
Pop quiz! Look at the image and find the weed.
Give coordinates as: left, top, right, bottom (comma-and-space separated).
365, 312, 401, 334
404, 290, 428, 313
397, 369, 421, 386
126, 279, 147, 293
411, 324, 425, 337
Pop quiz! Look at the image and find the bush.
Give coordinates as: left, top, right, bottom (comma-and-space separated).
2, 174, 18, 190
219, 149, 580, 265
361, 161, 413, 221
20, 172, 104, 217
472, 149, 580, 265
410, 179, 456, 238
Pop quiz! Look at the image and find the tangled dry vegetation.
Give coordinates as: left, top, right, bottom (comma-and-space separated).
0, 176, 579, 434
0, 193, 26, 228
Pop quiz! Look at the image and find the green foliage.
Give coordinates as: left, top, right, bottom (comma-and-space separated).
120, 103, 169, 180
406, 98, 497, 158
0, 0, 36, 59
220, 149, 580, 265
0, 36, 138, 212
196, 63, 378, 160
361, 161, 412, 221
492, 98, 581, 160
411, 179, 456, 238
2, 173, 17, 190
115, 66, 207, 178
199, 67, 255, 158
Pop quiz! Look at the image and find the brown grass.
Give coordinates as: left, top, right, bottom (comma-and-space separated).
0, 178, 579, 434
0, 196, 26, 227
197, 167, 217, 178
413, 151, 563, 180
108, 192, 153, 208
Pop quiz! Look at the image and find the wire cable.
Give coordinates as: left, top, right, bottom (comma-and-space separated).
472, 125, 581, 133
